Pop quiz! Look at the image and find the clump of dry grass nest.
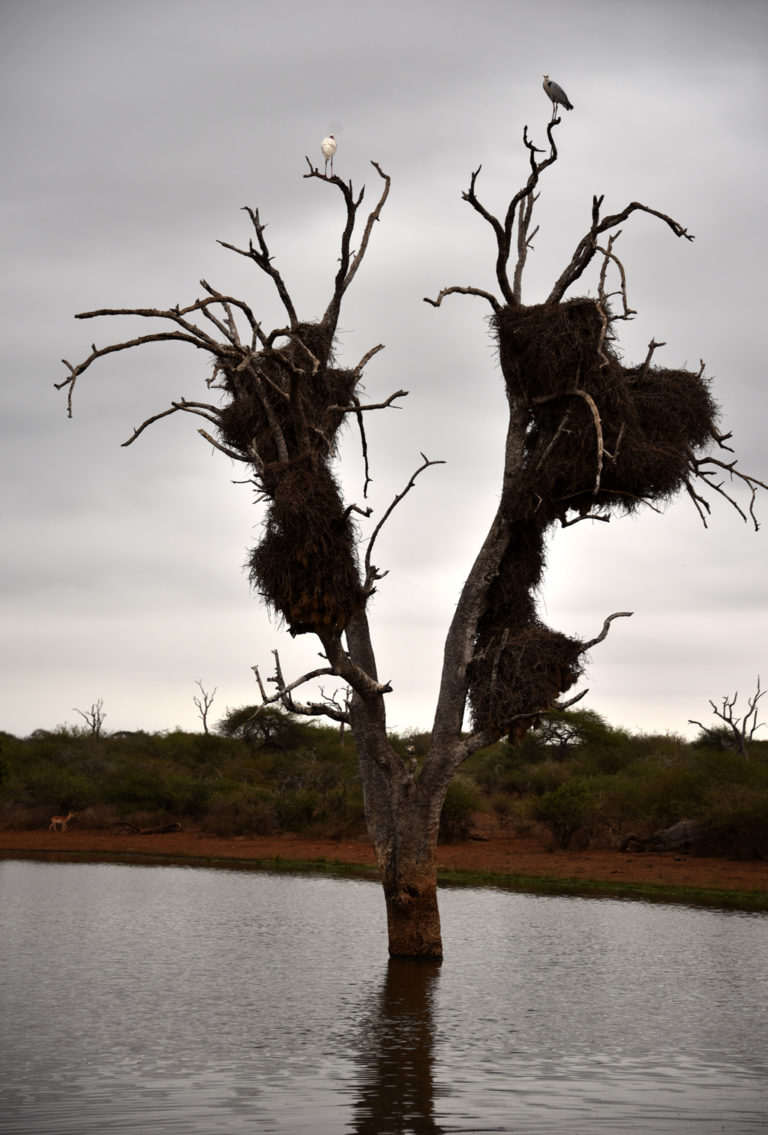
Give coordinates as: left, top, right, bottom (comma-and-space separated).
248, 454, 365, 636
495, 298, 718, 520
215, 322, 365, 636
216, 322, 356, 465
467, 517, 585, 738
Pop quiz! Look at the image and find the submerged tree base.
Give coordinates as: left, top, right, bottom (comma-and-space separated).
385, 876, 443, 959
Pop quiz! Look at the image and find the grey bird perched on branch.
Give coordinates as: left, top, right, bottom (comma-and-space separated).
543, 74, 573, 117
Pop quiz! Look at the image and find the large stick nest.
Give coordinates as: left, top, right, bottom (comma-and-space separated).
494, 299, 719, 520
468, 622, 584, 741
248, 454, 365, 636
217, 322, 357, 464
215, 322, 366, 636
467, 520, 584, 736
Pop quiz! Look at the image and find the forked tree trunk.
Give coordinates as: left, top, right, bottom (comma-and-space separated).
352, 715, 446, 958
345, 613, 447, 958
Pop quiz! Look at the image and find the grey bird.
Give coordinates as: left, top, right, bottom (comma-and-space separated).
542, 74, 573, 118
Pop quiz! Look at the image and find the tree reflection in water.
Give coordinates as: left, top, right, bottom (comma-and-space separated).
352, 959, 444, 1134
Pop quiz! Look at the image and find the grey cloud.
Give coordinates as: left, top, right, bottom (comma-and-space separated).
1, 0, 765, 738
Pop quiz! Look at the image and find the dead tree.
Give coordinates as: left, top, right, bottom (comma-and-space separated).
74, 698, 106, 738
57, 116, 765, 958
689, 677, 765, 757
193, 680, 217, 735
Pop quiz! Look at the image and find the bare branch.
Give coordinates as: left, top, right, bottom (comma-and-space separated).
364, 454, 446, 591
512, 191, 539, 303
596, 235, 636, 325
424, 285, 501, 312
686, 449, 768, 531
251, 665, 269, 702
548, 197, 694, 305
253, 649, 366, 724
426, 119, 561, 315
218, 206, 298, 326
573, 388, 605, 496
121, 404, 188, 447
580, 610, 633, 652
57, 330, 213, 417
559, 512, 611, 527
352, 394, 372, 499
339, 162, 391, 300
302, 160, 391, 336
327, 389, 407, 415
121, 398, 220, 448
461, 165, 504, 239
353, 343, 385, 376
196, 428, 251, 462
265, 650, 337, 711
638, 339, 666, 381
73, 303, 221, 348
197, 280, 261, 347
553, 688, 589, 712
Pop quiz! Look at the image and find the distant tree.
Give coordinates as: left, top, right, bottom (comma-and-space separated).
527, 708, 623, 756
193, 680, 217, 734
217, 704, 306, 750
58, 112, 765, 957
73, 699, 106, 738
690, 677, 765, 758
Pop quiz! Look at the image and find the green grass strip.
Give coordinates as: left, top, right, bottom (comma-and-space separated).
3, 845, 765, 912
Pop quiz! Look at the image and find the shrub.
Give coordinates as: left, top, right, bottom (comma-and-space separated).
524, 759, 572, 797
439, 777, 479, 843
532, 779, 598, 849
275, 788, 321, 832
22, 765, 97, 812
217, 706, 309, 750
202, 792, 279, 837
698, 784, 768, 858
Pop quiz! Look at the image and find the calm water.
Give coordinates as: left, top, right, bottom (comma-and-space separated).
1, 859, 767, 1133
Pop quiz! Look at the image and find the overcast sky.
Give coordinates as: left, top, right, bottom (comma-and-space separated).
2, 0, 766, 741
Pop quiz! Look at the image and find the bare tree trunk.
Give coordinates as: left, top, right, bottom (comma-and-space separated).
377, 799, 443, 959
361, 748, 444, 957
345, 610, 445, 957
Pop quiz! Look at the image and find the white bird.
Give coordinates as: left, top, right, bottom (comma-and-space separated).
542, 75, 573, 119
321, 134, 337, 176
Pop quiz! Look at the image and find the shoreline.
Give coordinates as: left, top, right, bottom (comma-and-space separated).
2, 827, 767, 910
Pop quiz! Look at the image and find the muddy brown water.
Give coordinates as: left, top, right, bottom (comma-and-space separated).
1, 858, 767, 1133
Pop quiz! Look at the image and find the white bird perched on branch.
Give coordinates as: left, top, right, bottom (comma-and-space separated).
321, 134, 337, 176
542, 75, 573, 118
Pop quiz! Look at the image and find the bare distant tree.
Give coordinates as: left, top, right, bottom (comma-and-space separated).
193, 680, 217, 734
73, 698, 106, 738
58, 109, 765, 957
689, 677, 766, 757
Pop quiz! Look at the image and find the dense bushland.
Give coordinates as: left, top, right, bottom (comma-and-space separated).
1, 707, 766, 856
0, 710, 365, 840
464, 709, 768, 857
